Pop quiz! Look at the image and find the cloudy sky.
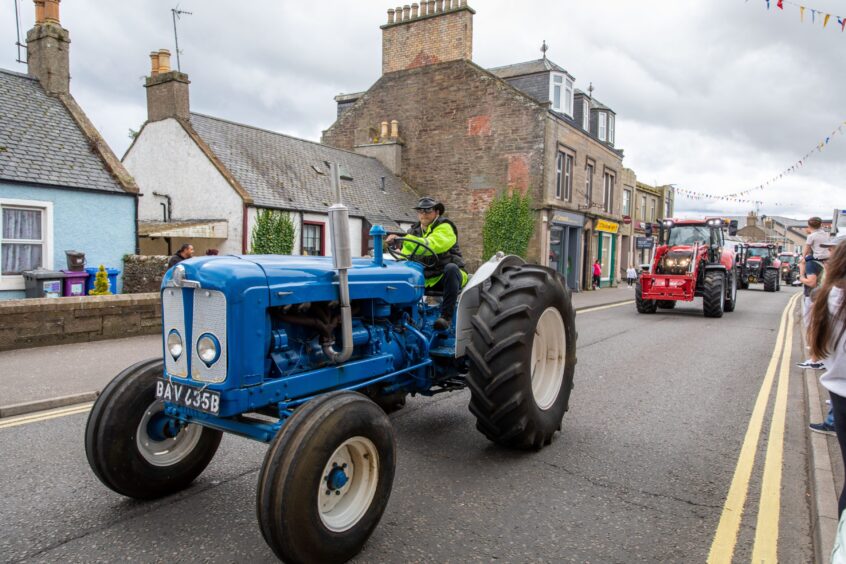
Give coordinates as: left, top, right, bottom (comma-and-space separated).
2, 0, 844, 220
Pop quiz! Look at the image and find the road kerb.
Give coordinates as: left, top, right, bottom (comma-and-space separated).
0, 391, 99, 419
575, 299, 634, 313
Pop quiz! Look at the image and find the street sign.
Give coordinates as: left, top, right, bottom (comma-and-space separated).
636, 236, 654, 249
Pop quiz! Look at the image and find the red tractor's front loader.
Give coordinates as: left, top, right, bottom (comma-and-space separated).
636, 218, 738, 318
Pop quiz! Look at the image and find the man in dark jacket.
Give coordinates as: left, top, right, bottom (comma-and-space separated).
387, 197, 467, 330
167, 243, 194, 268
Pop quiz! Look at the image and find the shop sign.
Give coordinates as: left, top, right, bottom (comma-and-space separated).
636, 236, 654, 249
595, 219, 619, 234
550, 210, 584, 227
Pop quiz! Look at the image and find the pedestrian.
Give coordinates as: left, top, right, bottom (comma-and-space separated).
626, 264, 638, 287
592, 259, 602, 290
805, 216, 831, 263
797, 252, 826, 370
205, 248, 219, 256
808, 236, 846, 515
167, 243, 194, 268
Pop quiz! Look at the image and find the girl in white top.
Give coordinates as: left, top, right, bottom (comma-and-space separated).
811, 239, 846, 515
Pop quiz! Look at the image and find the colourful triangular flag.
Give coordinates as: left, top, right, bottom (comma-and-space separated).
800, 6, 805, 22
824, 13, 831, 27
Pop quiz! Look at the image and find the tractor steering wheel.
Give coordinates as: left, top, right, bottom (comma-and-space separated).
387, 237, 439, 270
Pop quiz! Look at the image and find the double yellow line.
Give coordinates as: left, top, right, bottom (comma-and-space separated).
707, 291, 801, 563
0, 402, 93, 430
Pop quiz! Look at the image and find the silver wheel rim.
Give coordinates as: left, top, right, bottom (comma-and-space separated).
530, 307, 566, 411
318, 436, 379, 532
136, 400, 203, 467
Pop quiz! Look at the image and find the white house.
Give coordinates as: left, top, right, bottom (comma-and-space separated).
123, 50, 419, 257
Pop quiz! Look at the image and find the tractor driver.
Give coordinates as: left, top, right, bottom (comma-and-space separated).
386, 197, 468, 331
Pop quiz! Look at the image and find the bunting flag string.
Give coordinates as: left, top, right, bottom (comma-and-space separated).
750, 0, 846, 34
672, 187, 797, 208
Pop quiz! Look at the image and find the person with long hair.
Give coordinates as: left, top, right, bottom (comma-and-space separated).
810, 236, 846, 514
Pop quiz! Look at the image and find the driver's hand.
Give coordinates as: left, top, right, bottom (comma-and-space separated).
386, 234, 397, 243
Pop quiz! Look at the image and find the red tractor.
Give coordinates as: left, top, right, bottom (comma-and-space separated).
636, 218, 738, 317
737, 242, 782, 292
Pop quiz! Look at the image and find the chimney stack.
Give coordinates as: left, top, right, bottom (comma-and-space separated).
747, 211, 757, 228
26, 0, 70, 95
144, 48, 190, 122
381, 0, 475, 74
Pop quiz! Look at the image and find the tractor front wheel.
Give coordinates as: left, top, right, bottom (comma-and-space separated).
84, 358, 222, 499
724, 270, 738, 313
257, 391, 395, 563
763, 269, 778, 292
465, 264, 576, 450
636, 281, 658, 314
702, 271, 725, 318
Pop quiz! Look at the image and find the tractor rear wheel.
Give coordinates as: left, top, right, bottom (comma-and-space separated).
702, 271, 725, 318
763, 269, 778, 292
724, 270, 737, 313
257, 391, 395, 564
465, 264, 576, 450
84, 358, 222, 499
656, 300, 676, 309
636, 281, 658, 314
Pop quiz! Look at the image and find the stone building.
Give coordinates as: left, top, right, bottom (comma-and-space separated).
322, 1, 626, 290
631, 182, 674, 266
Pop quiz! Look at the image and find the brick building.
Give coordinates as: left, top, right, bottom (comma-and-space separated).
322, 1, 626, 290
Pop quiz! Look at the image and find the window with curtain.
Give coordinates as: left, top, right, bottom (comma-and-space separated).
1, 206, 44, 275
302, 223, 324, 256
598, 113, 607, 141
622, 189, 632, 216
556, 152, 573, 201
603, 173, 614, 213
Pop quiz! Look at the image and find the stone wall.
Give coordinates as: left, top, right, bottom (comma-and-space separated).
123, 255, 169, 294
322, 59, 547, 270
0, 293, 161, 351
381, 3, 473, 74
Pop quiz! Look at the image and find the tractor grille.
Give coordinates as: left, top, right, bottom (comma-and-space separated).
191, 290, 228, 383
161, 287, 228, 383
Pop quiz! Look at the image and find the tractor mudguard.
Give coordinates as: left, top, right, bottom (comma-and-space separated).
704, 264, 727, 271
454, 253, 525, 358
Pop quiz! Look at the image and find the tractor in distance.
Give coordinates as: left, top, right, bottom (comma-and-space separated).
737, 242, 782, 292
84, 164, 577, 564
778, 251, 800, 285
636, 217, 738, 317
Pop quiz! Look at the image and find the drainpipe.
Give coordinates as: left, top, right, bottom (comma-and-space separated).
242, 204, 249, 254
153, 191, 172, 221
323, 162, 354, 364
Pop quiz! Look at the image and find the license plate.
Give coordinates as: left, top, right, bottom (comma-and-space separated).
155, 379, 221, 415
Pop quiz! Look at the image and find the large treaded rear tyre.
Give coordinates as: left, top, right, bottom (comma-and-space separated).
763, 269, 778, 292
85, 358, 222, 499
257, 391, 395, 564
702, 271, 725, 318
636, 281, 658, 314
465, 264, 576, 450
656, 300, 676, 309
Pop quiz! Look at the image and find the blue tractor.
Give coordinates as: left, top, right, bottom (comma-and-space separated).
85, 166, 577, 563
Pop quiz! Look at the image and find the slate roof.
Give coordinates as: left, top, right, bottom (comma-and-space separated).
488, 58, 573, 80
0, 68, 126, 193
575, 89, 614, 113
187, 113, 419, 227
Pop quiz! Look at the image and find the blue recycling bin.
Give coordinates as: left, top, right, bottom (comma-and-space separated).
84, 267, 119, 295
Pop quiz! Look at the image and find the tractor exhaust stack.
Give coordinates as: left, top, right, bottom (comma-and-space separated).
324, 162, 354, 364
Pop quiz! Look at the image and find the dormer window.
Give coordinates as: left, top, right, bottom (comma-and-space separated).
598, 112, 607, 141
582, 99, 589, 130
550, 73, 573, 116
608, 114, 615, 145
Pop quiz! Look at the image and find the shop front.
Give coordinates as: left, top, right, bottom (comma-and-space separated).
548, 210, 584, 291
595, 219, 619, 288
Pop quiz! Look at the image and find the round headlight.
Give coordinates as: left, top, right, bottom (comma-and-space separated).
167, 330, 183, 360
197, 333, 220, 366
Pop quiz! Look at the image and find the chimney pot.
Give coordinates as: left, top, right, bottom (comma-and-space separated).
43, 0, 60, 24
387, 8, 395, 24
436, 0, 444, 13
402, 5, 411, 20
395, 5, 403, 21
149, 51, 160, 77
420, 1, 427, 15
33, 0, 45, 24
380, 121, 389, 139
427, 0, 435, 14
390, 120, 399, 139
460, 0, 467, 7
411, 3, 419, 17
157, 49, 172, 73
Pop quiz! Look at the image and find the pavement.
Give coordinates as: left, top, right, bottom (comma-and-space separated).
0, 285, 634, 417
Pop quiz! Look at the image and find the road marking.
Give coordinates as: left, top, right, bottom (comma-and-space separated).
707, 292, 800, 564
576, 300, 635, 314
751, 293, 796, 562
0, 402, 93, 430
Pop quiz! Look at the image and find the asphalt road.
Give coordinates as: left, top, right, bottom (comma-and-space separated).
0, 286, 813, 563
